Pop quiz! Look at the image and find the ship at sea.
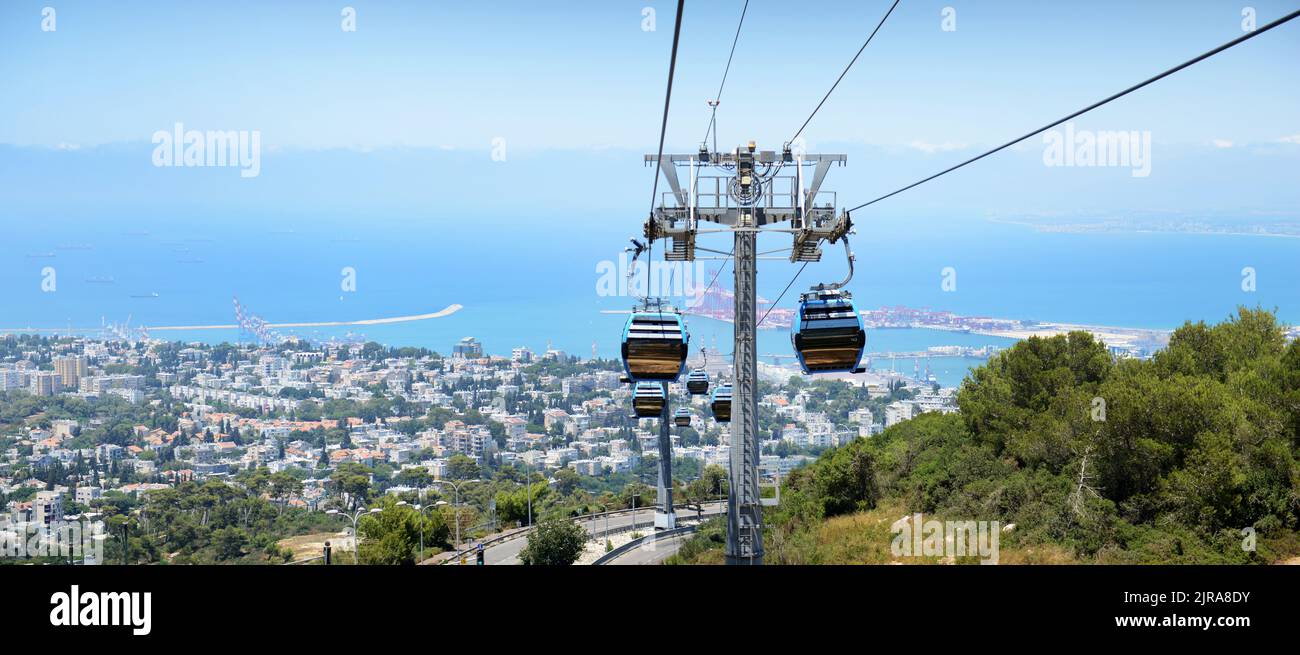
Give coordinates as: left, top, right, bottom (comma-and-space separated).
130, 292, 160, 299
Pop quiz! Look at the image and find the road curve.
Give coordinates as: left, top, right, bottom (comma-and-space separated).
475, 502, 724, 565
601, 530, 695, 565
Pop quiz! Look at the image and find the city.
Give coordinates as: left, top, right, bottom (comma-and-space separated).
0, 331, 953, 565
3, 0, 1298, 643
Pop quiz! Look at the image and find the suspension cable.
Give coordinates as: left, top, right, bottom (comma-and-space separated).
645, 0, 687, 294
702, 0, 750, 150
847, 7, 1300, 213
692, 249, 734, 309
789, 0, 900, 146
757, 261, 809, 328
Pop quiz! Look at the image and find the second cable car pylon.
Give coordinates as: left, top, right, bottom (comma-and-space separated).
621, 298, 687, 531
643, 140, 849, 564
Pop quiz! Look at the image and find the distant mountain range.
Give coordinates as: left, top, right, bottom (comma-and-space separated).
2, 140, 1296, 221
990, 213, 1300, 238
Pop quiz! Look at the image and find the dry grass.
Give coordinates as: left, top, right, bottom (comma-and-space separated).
994, 543, 1078, 565
690, 549, 727, 565
673, 499, 1091, 565
772, 501, 1082, 565
277, 531, 349, 562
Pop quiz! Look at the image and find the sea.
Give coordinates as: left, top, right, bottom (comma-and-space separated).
2, 211, 1296, 389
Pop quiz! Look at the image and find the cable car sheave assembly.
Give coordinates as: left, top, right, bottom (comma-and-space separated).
625, 138, 859, 564
623, 0, 881, 565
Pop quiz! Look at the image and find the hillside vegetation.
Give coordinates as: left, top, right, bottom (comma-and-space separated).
677, 308, 1300, 564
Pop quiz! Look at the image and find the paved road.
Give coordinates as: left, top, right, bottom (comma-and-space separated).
603, 530, 694, 565
481, 502, 724, 565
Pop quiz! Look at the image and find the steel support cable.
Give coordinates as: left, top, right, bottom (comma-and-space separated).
757, 261, 808, 328
788, 0, 900, 146
702, 0, 750, 150
846, 7, 1300, 213
691, 249, 734, 311
645, 0, 687, 300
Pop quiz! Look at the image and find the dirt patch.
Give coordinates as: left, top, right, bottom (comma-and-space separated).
278, 531, 351, 562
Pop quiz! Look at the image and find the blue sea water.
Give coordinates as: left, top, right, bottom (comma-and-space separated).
2, 211, 1295, 388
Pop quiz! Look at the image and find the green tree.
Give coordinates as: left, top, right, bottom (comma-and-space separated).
553, 467, 581, 496
213, 527, 249, 561
395, 466, 433, 490
269, 471, 303, 513
807, 437, 880, 517
519, 517, 587, 566
495, 481, 549, 526
330, 463, 373, 510
446, 454, 480, 481
356, 498, 450, 565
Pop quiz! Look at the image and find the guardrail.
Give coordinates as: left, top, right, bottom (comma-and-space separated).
437, 501, 723, 565
290, 504, 720, 565
593, 525, 698, 565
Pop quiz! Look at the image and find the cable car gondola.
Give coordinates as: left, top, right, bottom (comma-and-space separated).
673, 407, 692, 427
686, 368, 709, 395
632, 381, 667, 418
621, 303, 689, 382
710, 384, 733, 423
791, 287, 866, 374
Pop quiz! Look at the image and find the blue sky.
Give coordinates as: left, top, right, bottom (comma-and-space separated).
2, 0, 1298, 152
1, 1, 1297, 225
1, 1, 1298, 339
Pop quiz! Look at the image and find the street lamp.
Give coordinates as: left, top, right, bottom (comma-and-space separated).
428, 478, 482, 548
62, 512, 103, 565
109, 508, 143, 566
91, 533, 108, 566
326, 507, 382, 564
524, 458, 534, 528
630, 493, 641, 532
591, 503, 611, 545
396, 501, 442, 563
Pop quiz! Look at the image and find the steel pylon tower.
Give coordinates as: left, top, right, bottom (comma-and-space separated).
656, 381, 676, 529
729, 220, 762, 563
643, 141, 848, 564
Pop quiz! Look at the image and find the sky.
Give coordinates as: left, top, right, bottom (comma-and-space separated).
1, 0, 1298, 153
0, 0, 1298, 228
1, 1, 1298, 343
